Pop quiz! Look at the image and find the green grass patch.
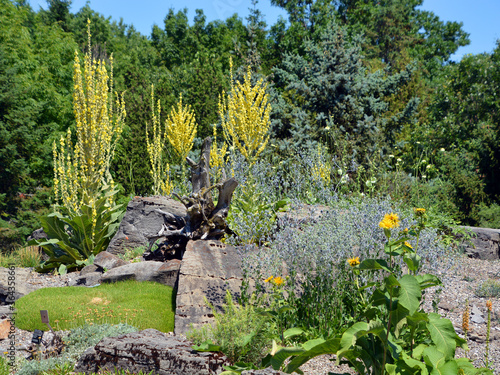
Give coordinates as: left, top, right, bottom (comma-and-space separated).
15, 280, 175, 332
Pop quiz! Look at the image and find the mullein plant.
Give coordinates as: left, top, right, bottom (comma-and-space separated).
53, 19, 125, 214
146, 85, 174, 196
165, 93, 197, 162
31, 20, 126, 273
219, 57, 271, 165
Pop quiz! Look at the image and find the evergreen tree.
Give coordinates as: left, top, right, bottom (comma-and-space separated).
271, 21, 416, 159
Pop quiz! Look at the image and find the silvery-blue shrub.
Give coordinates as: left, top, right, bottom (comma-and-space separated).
240, 196, 457, 337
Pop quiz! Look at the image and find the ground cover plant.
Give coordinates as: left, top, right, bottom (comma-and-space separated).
14, 280, 175, 332
16, 323, 138, 375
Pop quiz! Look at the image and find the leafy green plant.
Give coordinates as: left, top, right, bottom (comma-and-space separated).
227, 180, 288, 245
477, 202, 500, 229
29, 184, 124, 273
475, 279, 500, 298
119, 246, 145, 262
267, 210, 493, 374
188, 290, 276, 365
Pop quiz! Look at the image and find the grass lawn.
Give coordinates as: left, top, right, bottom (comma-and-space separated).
14, 280, 175, 332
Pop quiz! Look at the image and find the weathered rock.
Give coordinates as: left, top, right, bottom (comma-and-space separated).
93, 251, 128, 270
0, 268, 35, 304
107, 196, 187, 256
70, 272, 102, 287
74, 329, 229, 375
460, 226, 500, 260
27, 228, 50, 261
100, 260, 180, 288
151, 259, 181, 288
27, 227, 48, 242
174, 240, 245, 335
80, 264, 99, 275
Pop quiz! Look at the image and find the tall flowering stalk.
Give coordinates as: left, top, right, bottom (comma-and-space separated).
485, 300, 492, 368
219, 58, 271, 164
53, 19, 125, 215
165, 93, 197, 161
33, 20, 126, 272
462, 299, 470, 358
210, 124, 228, 182
146, 85, 173, 196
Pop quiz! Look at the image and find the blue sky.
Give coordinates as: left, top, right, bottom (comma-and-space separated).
28, 0, 500, 61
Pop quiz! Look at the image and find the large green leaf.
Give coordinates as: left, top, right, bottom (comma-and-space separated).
270, 346, 305, 371
397, 275, 421, 315
426, 314, 458, 360
415, 274, 442, 290
284, 338, 341, 373
358, 258, 392, 272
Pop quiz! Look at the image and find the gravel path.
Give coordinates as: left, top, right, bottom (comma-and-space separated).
4, 256, 500, 374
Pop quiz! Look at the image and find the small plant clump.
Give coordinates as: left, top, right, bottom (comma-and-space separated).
475, 279, 500, 298
16, 323, 138, 375
187, 290, 276, 365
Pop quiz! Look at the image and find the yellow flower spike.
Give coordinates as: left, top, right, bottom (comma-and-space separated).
54, 20, 125, 219
219, 58, 271, 164
165, 93, 197, 161
347, 257, 360, 267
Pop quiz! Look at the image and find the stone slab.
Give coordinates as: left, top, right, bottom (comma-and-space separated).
174, 240, 244, 335
74, 329, 229, 375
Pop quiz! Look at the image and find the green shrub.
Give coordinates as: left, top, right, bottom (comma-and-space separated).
475, 279, 500, 298
29, 184, 124, 273
477, 202, 500, 229
187, 290, 276, 365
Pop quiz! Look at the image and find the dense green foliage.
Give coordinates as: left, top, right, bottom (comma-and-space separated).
1, 0, 499, 251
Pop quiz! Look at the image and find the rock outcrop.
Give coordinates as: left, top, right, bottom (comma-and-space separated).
460, 226, 500, 260
107, 196, 187, 256
74, 329, 229, 375
174, 240, 245, 335
101, 260, 180, 288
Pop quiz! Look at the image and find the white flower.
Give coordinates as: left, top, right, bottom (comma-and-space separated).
440, 148, 445, 152
337, 168, 343, 176
421, 159, 426, 164
422, 175, 427, 179
340, 174, 349, 184
426, 164, 432, 169
397, 158, 402, 162
389, 154, 395, 158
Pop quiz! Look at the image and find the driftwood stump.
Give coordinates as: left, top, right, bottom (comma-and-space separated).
144, 137, 238, 260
